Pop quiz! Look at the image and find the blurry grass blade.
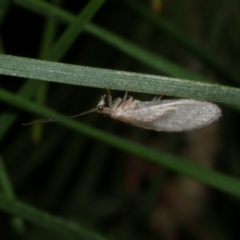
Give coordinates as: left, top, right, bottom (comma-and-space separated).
0, 157, 25, 236
38, 0, 60, 59
0, 81, 43, 141
0, 0, 14, 26
0, 157, 16, 199
14, 0, 74, 23
120, 0, 240, 85
0, 194, 106, 240
85, 24, 205, 81
48, 0, 105, 61
209, 0, 229, 50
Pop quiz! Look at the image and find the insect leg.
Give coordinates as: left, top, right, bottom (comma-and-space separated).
152, 95, 161, 102
110, 97, 123, 111
159, 91, 168, 99
123, 84, 128, 102
152, 91, 168, 102
106, 88, 112, 106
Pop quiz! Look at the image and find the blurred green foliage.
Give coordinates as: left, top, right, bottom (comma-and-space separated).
0, 0, 240, 239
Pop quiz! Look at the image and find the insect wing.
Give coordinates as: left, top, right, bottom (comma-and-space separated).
137, 99, 175, 109
117, 99, 221, 132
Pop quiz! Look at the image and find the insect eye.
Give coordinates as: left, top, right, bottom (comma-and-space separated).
98, 105, 103, 111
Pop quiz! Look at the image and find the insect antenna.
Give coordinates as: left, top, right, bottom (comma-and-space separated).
22, 108, 97, 126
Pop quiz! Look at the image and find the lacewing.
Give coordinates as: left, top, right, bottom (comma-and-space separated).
23, 89, 222, 132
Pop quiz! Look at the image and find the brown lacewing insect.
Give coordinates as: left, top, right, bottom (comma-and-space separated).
23, 89, 222, 132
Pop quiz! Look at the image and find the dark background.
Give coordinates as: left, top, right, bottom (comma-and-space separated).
1, 0, 240, 239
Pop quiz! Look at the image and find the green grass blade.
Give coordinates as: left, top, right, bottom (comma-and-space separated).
0, 0, 13, 26
0, 54, 239, 105
0, 157, 25, 236
0, 81, 43, 141
14, 0, 73, 24
209, 0, 229, 50
0, 193, 107, 240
